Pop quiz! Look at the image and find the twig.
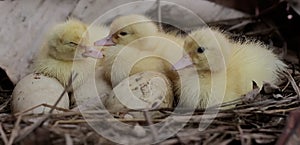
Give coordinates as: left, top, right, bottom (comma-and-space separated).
7, 115, 22, 145
42, 104, 71, 112
237, 124, 246, 145
65, 133, 73, 145
219, 139, 234, 145
53, 118, 172, 126
156, 0, 162, 31
143, 111, 159, 142
14, 115, 49, 143
282, 81, 290, 92
49, 72, 77, 114
207, 16, 256, 26
262, 107, 300, 114
14, 103, 70, 116
159, 138, 179, 145
14, 104, 45, 116
284, 70, 300, 99
244, 28, 275, 36
0, 87, 13, 93
0, 98, 10, 112
227, 20, 253, 31
0, 123, 8, 145
203, 133, 219, 145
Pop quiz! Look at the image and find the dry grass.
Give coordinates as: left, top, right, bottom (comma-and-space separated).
0, 66, 299, 145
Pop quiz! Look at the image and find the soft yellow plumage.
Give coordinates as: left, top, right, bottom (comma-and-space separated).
95, 14, 184, 86
33, 19, 112, 106
34, 18, 111, 87
174, 28, 286, 109
91, 15, 183, 115
33, 19, 94, 89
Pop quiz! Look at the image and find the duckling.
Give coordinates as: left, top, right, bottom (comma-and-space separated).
94, 14, 184, 86
33, 19, 111, 106
33, 19, 95, 89
173, 28, 286, 109
85, 15, 182, 115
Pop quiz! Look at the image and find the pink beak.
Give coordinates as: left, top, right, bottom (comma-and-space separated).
172, 55, 194, 70
94, 36, 116, 46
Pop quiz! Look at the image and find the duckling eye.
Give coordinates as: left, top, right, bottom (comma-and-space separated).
119, 32, 128, 36
196, 47, 205, 53
66, 42, 78, 47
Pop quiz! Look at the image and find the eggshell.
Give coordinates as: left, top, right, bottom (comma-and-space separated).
12, 73, 69, 114
105, 71, 173, 118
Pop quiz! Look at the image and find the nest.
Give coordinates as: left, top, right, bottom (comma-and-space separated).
1, 3, 300, 144
1, 68, 299, 145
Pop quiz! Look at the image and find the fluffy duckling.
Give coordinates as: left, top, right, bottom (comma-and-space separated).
33, 19, 111, 88
33, 19, 112, 106
83, 15, 182, 115
33, 19, 96, 89
94, 14, 184, 86
173, 28, 286, 109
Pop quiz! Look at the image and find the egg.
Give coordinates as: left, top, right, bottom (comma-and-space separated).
105, 71, 173, 118
12, 73, 69, 114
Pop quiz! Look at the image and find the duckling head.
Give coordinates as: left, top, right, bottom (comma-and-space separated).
174, 28, 232, 73
94, 14, 158, 46
47, 19, 90, 61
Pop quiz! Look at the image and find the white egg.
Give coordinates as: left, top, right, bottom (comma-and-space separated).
12, 73, 69, 114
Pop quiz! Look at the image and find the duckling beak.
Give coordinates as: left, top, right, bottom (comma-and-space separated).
82, 46, 104, 59
94, 36, 115, 46
172, 55, 193, 70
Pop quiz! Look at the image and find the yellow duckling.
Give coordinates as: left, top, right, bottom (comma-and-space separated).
173, 28, 286, 109
84, 15, 182, 115
33, 19, 112, 106
94, 14, 184, 86
34, 19, 95, 88
33, 19, 96, 89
